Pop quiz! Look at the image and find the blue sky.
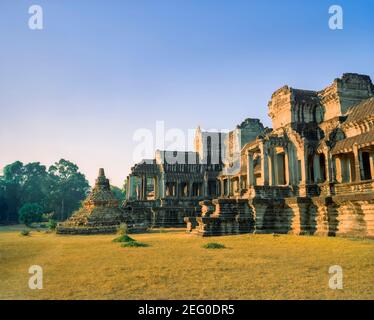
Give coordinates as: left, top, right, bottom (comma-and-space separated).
0, 0, 373, 186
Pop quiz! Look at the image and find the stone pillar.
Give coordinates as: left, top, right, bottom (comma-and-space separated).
300, 149, 308, 185
369, 152, 374, 179
335, 156, 342, 183
259, 142, 269, 186
238, 176, 242, 195
268, 150, 276, 186
139, 176, 143, 200
189, 181, 193, 197
324, 150, 333, 182
160, 173, 165, 198
313, 154, 321, 183
359, 150, 365, 180
220, 179, 224, 197
203, 174, 208, 197
143, 175, 147, 200
153, 176, 158, 199
129, 175, 135, 200
285, 149, 291, 185
227, 178, 231, 197
353, 144, 361, 182
247, 151, 255, 187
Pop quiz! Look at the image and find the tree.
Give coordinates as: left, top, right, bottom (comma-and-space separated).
0, 159, 90, 224
1, 161, 24, 222
111, 185, 125, 202
21, 162, 51, 210
48, 159, 90, 220
18, 203, 43, 226
0, 182, 9, 223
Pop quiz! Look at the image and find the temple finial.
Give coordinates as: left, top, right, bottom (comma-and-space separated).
98, 168, 105, 177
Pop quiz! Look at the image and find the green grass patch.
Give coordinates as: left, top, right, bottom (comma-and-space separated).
112, 234, 136, 243
19, 229, 30, 236
202, 242, 225, 249
121, 241, 149, 248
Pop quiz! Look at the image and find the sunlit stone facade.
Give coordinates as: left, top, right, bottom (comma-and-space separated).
125, 73, 374, 238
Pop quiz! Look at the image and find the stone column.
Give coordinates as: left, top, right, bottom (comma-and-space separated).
238, 175, 242, 195
139, 176, 142, 200
203, 174, 209, 197
268, 150, 276, 186
129, 175, 135, 200
220, 178, 224, 197
139, 175, 143, 200
335, 156, 342, 183
285, 149, 291, 185
313, 154, 321, 183
160, 173, 166, 198
153, 176, 158, 199
227, 178, 231, 197
300, 149, 308, 185
369, 152, 374, 179
247, 151, 255, 187
259, 142, 269, 186
353, 144, 361, 182
324, 150, 333, 182
143, 175, 147, 200
359, 150, 365, 180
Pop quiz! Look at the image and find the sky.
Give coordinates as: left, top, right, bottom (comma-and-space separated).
0, 0, 373, 186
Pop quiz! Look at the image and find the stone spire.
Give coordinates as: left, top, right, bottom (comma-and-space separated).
56, 168, 131, 234
94, 168, 110, 191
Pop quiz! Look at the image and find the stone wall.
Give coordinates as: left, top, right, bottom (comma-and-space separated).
187, 193, 374, 238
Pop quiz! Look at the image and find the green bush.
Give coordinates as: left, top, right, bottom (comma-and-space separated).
47, 219, 57, 230
112, 234, 136, 243
202, 242, 225, 249
19, 203, 43, 226
121, 241, 149, 248
20, 229, 30, 236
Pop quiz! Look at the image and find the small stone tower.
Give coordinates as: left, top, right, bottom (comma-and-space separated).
56, 168, 129, 234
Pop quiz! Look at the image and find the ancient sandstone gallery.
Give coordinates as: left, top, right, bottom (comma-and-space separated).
122, 73, 374, 238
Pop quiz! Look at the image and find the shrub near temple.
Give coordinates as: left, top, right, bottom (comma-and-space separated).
203, 242, 226, 249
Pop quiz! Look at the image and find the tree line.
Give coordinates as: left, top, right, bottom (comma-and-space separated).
0, 159, 91, 224
0, 159, 127, 225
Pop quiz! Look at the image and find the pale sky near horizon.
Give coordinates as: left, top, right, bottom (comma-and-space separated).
1, 0, 373, 186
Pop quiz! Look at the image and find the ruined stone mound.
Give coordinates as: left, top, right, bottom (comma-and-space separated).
56, 168, 130, 234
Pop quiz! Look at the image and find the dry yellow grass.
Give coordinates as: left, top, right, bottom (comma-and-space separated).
0, 226, 373, 300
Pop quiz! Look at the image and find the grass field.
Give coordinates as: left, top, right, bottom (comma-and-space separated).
1, 226, 373, 300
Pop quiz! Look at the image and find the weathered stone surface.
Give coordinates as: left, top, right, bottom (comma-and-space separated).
121, 73, 374, 239
56, 168, 131, 235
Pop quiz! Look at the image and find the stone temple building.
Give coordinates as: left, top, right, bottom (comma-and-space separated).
125, 73, 374, 238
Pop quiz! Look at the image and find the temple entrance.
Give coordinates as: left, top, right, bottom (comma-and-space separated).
276, 153, 286, 185
319, 153, 327, 182
208, 180, 217, 197
362, 152, 372, 180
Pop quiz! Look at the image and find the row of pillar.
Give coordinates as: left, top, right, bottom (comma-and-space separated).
126, 174, 216, 200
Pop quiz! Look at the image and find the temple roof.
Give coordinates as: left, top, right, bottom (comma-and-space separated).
344, 97, 374, 124
331, 130, 374, 154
